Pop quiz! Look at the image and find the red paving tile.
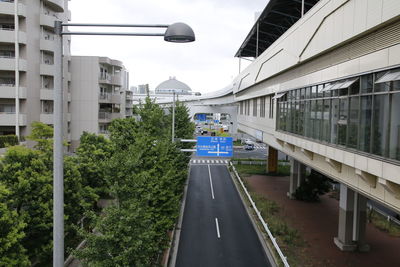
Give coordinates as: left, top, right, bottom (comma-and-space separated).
244, 175, 400, 267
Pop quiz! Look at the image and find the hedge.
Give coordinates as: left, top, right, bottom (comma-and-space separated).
0, 135, 19, 148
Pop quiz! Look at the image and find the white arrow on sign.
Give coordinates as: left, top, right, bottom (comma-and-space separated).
208, 144, 229, 156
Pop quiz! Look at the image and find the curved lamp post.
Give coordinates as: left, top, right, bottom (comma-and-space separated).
53, 21, 194, 267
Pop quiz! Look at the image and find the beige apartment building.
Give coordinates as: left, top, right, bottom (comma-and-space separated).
0, 0, 71, 138
70, 56, 130, 150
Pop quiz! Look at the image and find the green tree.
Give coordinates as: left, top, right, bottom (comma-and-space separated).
0, 184, 29, 267
75, 132, 113, 197
168, 100, 195, 143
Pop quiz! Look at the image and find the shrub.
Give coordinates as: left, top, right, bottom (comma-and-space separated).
293, 170, 331, 202
0, 135, 18, 148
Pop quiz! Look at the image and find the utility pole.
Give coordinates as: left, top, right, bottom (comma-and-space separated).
172, 91, 175, 142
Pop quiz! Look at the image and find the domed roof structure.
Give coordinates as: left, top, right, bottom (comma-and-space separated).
155, 77, 192, 95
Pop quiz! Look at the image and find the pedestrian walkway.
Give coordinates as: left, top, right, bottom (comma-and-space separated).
190, 159, 229, 165
244, 174, 400, 267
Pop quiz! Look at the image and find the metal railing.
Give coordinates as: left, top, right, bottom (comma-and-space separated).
98, 112, 111, 120
230, 162, 290, 267
367, 203, 400, 226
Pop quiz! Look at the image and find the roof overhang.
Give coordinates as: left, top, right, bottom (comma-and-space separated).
235, 0, 320, 58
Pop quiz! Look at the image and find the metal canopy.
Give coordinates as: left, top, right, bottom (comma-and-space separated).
375, 69, 400, 83
235, 0, 320, 58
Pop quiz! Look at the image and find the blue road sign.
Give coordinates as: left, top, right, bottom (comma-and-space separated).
197, 114, 207, 121
196, 136, 233, 157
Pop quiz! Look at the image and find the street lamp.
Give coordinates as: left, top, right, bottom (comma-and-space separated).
53, 21, 195, 267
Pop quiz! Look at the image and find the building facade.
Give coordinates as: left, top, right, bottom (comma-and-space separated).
234, 0, 400, 251
70, 56, 130, 150
0, 0, 71, 138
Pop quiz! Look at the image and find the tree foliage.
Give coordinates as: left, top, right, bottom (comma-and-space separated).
0, 184, 29, 267
75, 97, 191, 265
293, 170, 331, 202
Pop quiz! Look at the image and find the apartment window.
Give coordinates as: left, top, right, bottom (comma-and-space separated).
239, 101, 244, 115
0, 104, 15, 113
246, 100, 250, 115
269, 96, 274, 118
252, 98, 257, 117
41, 100, 54, 114
276, 67, 400, 161
260, 97, 266, 117
42, 75, 54, 89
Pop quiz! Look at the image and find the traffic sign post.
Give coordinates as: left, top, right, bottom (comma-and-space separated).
196, 136, 233, 157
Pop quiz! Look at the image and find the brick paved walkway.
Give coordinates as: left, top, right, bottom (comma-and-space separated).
245, 175, 400, 267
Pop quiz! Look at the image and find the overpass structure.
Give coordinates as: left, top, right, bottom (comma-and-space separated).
133, 85, 239, 133
232, 0, 400, 252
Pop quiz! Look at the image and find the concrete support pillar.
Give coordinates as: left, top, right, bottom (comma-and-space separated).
267, 146, 278, 173
287, 159, 307, 199
334, 184, 369, 252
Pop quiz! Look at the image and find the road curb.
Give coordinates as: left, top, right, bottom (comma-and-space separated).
167, 163, 191, 267
227, 164, 279, 267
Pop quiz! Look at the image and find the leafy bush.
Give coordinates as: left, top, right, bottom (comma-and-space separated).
293, 170, 331, 202
0, 135, 18, 148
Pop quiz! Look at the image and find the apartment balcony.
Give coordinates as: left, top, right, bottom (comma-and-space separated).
98, 112, 112, 123
43, 0, 64, 12
99, 74, 112, 84
40, 89, 54, 100
111, 94, 121, 104
111, 112, 121, 120
40, 113, 53, 125
0, 85, 27, 99
40, 13, 57, 29
0, 29, 26, 44
40, 63, 55, 76
0, 57, 27, 72
0, 1, 26, 17
40, 38, 56, 52
0, 113, 26, 126
111, 74, 123, 86
99, 93, 112, 103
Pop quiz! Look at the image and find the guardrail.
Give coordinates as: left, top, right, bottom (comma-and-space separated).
230, 162, 290, 267
367, 203, 400, 226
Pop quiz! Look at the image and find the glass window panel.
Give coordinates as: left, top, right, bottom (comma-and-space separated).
311, 86, 317, 98
359, 96, 372, 153
361, 74, 373, 94
350, 79, 360, 95
347, 97, 359, 148
338, 98, 348, 145
339, 87, 348, 96
322, 99, 331, 142
330, 99, 339, 144
317, 84, 324, 98
374, 72, 390, 92
286, 102, 292, 133
305, 100, 312, 138
300, 88, 305, 99
372, 94, 390, 156
311, 100, 317, 139
389, 93, 400, 160
298, 101, 304, 135
393, 81, 400, 91
315, 100, 323, 140
306, 87, 311, 99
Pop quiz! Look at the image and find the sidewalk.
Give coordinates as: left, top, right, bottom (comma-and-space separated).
244, 174, 400, 267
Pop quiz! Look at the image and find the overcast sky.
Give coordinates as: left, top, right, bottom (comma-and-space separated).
69, 0, 267, 93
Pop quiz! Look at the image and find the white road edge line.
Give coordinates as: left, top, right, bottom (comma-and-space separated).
208, 164, 215, 200
215, 218, 221, 239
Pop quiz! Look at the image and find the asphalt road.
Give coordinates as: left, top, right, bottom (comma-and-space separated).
175, 164, 271, 267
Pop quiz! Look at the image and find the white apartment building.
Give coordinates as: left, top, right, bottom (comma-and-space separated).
0, 0, 71, 138
70, 56, 130, 150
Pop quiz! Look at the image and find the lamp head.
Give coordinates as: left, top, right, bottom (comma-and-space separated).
164, 22, 195, 43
